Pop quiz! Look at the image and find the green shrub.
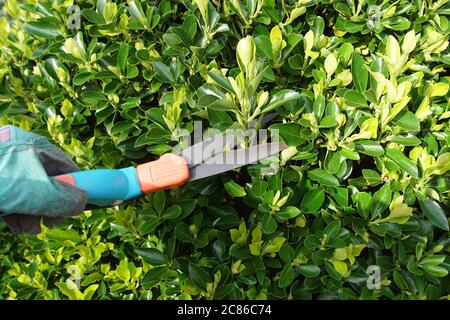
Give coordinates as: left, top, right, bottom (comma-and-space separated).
1, 0, 449, 300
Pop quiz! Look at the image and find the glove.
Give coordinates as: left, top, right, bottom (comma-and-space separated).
0, 125, 88, 234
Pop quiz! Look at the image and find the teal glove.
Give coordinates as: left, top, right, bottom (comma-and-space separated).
0, 126, 88, 234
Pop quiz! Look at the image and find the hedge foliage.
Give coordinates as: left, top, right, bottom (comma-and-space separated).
1, 0, 450, 300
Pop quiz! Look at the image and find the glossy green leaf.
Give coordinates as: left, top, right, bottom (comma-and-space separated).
362, 169, 382, 185
355, 192, 372, 219
422, 265, 449, 277
111, 121, 134, 134
419, 199, 449, 231
308, 169, 339, 187
355, 140, 384, 156
162, 205, 182, 220
261, 214, 277, 234
297, 264, 321, 278
319, 116, 337, 128
207, 71, 234, 93
142, 267, 168, 288
188, 263, 211, 290
153, 191, 166, 215
392, 111, 420, 131
254, 35, 274, 60
174, 223, 193, 243
25, 18, 62, 39
269, 123, 302, 146
344, 90, 368, 108
300, 189, 325, 213
385, 149, 418, 178
73, 72, 94, 86
371, 183, 392, 219
224, 180, 246, 197
135, 248, 167, 265
324, 220, 341, 238
46, 229, 81, 243
262, 90, 301, 113
118, 44, 130, 72
313, 94, 325, 120
279, 264, 295, 288
151, 61, 175, 84
277, 206, 301, 220
352, 53, 368, 93
389, 134, 421, 146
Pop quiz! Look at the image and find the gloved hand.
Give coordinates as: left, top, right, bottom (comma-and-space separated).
0, 126, 88, 234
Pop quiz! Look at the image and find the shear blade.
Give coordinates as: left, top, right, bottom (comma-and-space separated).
188, 142, 287, 181
178, 112, 278, 167
179, 133, 238, 167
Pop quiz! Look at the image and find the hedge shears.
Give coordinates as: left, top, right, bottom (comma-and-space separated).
55, 129, 287, 207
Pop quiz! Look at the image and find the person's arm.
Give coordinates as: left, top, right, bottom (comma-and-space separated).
0, 126, 88, 234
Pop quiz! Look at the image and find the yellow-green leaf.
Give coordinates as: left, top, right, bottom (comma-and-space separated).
426, 83, 449, 97
402, 30, 416, 54
386, 35, 401, 67
304, 30, 314, 55
333, 248, 347, 261
270, 25, 285, 57
378, 195, 413, 224
56, 280, 84, 300
415, 96, 431, 121
63, 33, 88, 62
349, 117, 378, 140
103, 2, 118, 23
284, 7, 306, 26
252, 226, 262, 243
325, 53, 338, 77
351, 244, 366, 257
193, 0, 209, 22
249, 242, 262, 256
426, 153, 450, 176
230, 222, 248, 243
333, 260, 348, 276
237, 35, 256, 75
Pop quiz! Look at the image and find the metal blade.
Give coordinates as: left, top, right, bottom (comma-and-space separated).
188, 142, 288, 181
178, 112, 278, 167
179, 133, 238, 167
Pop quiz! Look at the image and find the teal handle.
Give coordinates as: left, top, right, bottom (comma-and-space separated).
55, 167, 143, 207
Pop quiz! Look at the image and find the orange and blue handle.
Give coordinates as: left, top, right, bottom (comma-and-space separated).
54, 154, 189, 207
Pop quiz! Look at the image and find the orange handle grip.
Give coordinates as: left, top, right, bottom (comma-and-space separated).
136, 153, 190, 193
